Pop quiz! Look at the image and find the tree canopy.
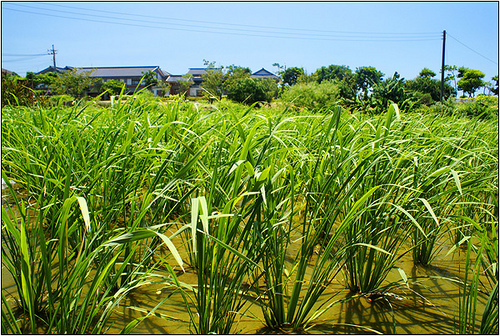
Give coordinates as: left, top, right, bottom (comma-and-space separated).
227, 77, 277, 105
50, 69, 101, 99
314, 64, 353, 84
457, 67, 485, 97
281, 67, 305, 86
355, 66, 384, 97
418, 68, 436, 78
201, 66, 225, 99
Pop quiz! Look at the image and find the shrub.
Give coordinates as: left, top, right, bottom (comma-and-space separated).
102, 79, 126, 96
48, 94, 77, 106
405, 76, 456, 101
227, 77, 277, 105
280, 80, 340, 111
457, 95, 498, 119
372, 73, 407, 110
1, 76, 34, 106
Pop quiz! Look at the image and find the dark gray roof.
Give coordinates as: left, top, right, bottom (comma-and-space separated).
187, 68, 208, 76
166, 75, 193, 83
187, 67, 223, 76
75, 66, 170, 79
36, 66, 74, 74
251, 68, 279, 79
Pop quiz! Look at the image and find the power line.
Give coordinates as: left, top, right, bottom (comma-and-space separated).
447, 33, 498, 65
2, 3, 441, 42
2, 56, 47, 63
35, 2, 440, 37
2, 53, 48, 57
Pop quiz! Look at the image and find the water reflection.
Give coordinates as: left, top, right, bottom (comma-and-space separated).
1, 224, 491, 334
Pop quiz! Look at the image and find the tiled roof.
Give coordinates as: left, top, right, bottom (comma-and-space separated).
75, 66, 170, 79
166, 75, 193, 83
35, 66, 74, 74
187, 68, 223, 76
187, 68, 208, 76
251, 68, 279, 79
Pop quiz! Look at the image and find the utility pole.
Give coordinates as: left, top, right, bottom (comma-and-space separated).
48, 44, 57, 72
440, 30, 446, 101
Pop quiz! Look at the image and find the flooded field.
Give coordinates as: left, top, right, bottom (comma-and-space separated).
90, 237, 488, 334
1, 99, 497, 334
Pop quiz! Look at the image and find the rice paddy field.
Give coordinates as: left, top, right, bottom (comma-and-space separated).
1, 95, 498, 334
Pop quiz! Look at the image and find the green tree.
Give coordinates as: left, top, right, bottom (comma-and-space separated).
372, 72, 407, 110
457, 67, 485, 97
281, 67, 305, 86
444, 65, 458, 93
296, 72, 318, 84
142, 70, 159, 90
201, 65, 225, 99
227, 77, 277, 105
176, 74, 193, 96
26, 72, 57, 89
272, 62, 286, 76
312, 65, 357, 102
1, 75, 34, 106
223, 65, 251, 93
491, 76, 498, 95
50, 69, 100, 99
355, 66, 384, 98
406, 76, 455, 101
281, 80, 340, 111
314, 64, 353, 84
102, 79, 126, 96
418, 67, 437, 78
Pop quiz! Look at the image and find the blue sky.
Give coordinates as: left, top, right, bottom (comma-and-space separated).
2, 1, 498, 85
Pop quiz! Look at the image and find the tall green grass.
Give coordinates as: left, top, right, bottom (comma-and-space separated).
2, 95, 497, 334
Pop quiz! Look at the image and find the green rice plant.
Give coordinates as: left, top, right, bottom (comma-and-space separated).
325, 105, 418, 294
1, 172, 187, 334
175, 104, 301, 333
458, 238, 485, 334
407, 112, 498, 265
468, 207, 498, 334
2, 91, 498, 334
1, 97, 209, 333
408, 167, 464, 266
243, 107, 341, 330
249, 106, 399, 330
446, 193, 498, 334
478, 226, 499, 335
184, 196, 263, 334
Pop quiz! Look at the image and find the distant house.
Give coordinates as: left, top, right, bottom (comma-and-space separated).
36, 66, 75, 74
166, 75, 194, 95
36, 65, 171, 96
75, 66, 170, 96
250, 68, 280, 81
187, 68, 209, 97
186, 67, 223, 97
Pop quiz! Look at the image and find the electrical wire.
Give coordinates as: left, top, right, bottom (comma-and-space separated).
2, 53, 48, 57
447, 33, 498, 65
2, 55, 49, 63
34, 1, 440, 37
2, 3, 441, 42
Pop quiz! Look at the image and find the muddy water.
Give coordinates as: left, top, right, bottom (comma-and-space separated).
101, 235, 490, 334
1, 199, 491, 334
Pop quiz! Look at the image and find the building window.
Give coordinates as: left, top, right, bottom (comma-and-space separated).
131, 79, 144, 85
